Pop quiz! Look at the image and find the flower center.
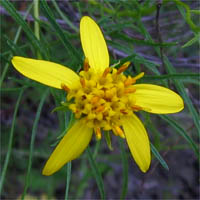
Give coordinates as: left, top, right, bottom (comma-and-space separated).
63, 61, 144, 139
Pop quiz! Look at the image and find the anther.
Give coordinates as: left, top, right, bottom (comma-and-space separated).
124, 77, 136, 87
131, 105, 143, 111
95, 105, 105, 112
124, 87, 136, 94
133, 72, 144, 81
102, 67, 110, 77
120, 109, 128, 114
83, 58, 89, 71
91, 96, 100, 104
80, 78, 86, 88
117, 61, 131, 74
114, 126, 125, 138
95, 127, 102, 140
61, 83, 70, 92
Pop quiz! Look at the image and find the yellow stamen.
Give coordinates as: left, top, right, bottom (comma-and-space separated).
120, 109, 128, 114
124, 87, 136, 94
95, 127, 102, 140
124, 77, 136, 87
90, 96, 100, 104
102, 67, 110, 77
131, 105, 143, 111
83, 57, 89, 71
80, 78, 86, 88
95, 105, 105, 112
117, 61, 130, 74
61, 83, 70, 92
68, 67, 143, 134
133, 72, 144, 81
114, 126, 125, 138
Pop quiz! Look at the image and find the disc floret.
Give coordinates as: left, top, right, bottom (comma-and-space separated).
66, 61, 144, 139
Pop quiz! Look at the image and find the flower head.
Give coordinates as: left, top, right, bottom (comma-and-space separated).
11, 16, 184, 176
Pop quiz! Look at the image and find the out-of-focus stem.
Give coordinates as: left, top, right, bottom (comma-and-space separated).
34, 0, 41, 59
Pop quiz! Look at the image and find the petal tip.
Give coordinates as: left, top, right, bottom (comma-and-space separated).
42, 168, 52, 176
11, 56, 18, 65
179, 97, 184, 111
140, 163, 150, 173
42, 162, 56, 176
80, 16, 93, 24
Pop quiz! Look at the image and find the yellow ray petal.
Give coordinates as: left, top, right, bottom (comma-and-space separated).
42, 120, 93, 176
80, 16, 109, 73
122, 114, 151, 172
12, 56, 80, 89
133, 84, 184, 114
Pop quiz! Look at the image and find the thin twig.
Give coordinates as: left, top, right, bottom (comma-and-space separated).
155, 0, 165, 71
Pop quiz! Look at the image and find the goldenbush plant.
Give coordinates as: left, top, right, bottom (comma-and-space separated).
1, 1, 199, 199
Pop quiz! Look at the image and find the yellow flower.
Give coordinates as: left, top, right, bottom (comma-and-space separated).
11, 16, 184, 176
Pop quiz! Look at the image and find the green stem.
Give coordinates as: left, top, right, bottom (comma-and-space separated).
64, 112, 72, 200
51, 0, 79, 32
0, 3, 33, 88
21, 89, 49, 200
33, 0, 41, 59
0, 87, 26, 194
64, 163, 71, 200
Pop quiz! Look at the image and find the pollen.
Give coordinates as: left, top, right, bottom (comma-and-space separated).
66, 62, 144, 138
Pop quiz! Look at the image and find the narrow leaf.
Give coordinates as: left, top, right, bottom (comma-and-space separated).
160, 115, 199, 159
0, 87, 26, 194
150, 143, 169, 171
40, 0, 82, 66
119, 138, 128, 200
1, 0, 46, 57
86, 147, 105, 199
163, 56, 200, 135
22, 89, 49, 199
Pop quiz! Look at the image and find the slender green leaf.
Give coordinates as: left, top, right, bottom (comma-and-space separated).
142, 73, 199, 82
190, 9, 200, 15
181, 79, 200, 86
119, 138, 128, 200
0, 87, 25, 93
51, 105, 69, 113
1, 0, 46, 57
160, 115, 199, 158
8, 77, 41, 87
64, 162, 71, 200
163, 56, 200, 135
93, 140, 101, 159
105, 131, 113, 151
150, 143, 169, 171
174, 0, 200, 33
108, 41, 161, 75
111, 32, 178, 47
40, 0, 82, 66
137, 17, 200, 135
0, 87, 26, 194
182, 33, 200, 48
22, 89, 49, 200
51, 0, 79, 32
64, 110, 71, 200
86, 147, 105, 199
0, 3, 33, 88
